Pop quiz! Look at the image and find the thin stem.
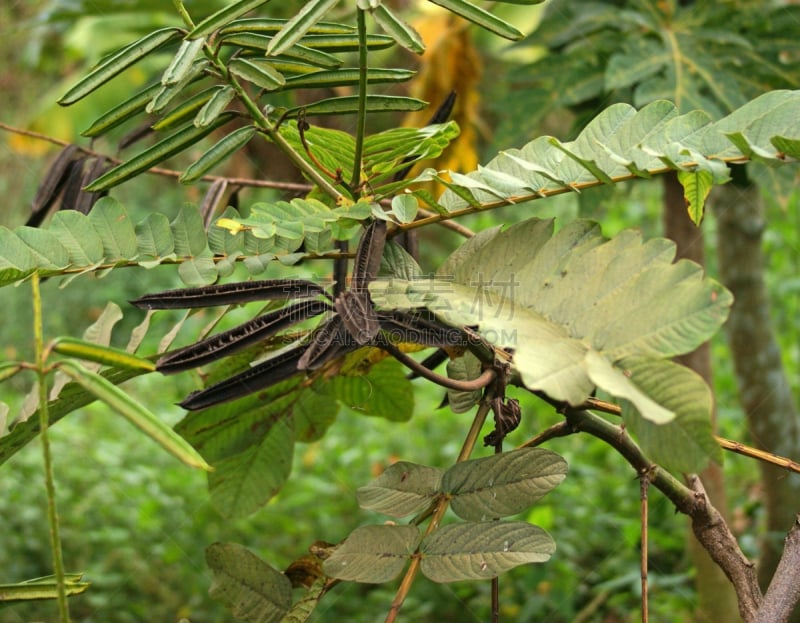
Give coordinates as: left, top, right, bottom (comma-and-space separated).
386, 393, 495, 623
350, 9, 368, 189
641, 471, 649, 623
32, 273, 70, 623
172, 0, 195, 28
381, 341, 496, 392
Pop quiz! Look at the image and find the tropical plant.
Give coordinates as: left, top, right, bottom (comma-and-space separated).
2, 1, 800, 622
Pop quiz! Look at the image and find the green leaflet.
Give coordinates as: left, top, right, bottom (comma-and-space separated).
436, 92, 800, 220
427, 0, 524, 40
85, 113, 236, 192
323, 525, 421, 583
370, 217, 733, 434
371, 3, 425, 54
419, 521, 555, 582
267, 0, 341, 56
188, 0, 274, 39
180, 126, 258, 183
0, 575, 90, 602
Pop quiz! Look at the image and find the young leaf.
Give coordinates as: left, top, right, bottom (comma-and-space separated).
161, 37, 206, 86
678, 169, 713, 225
356, 461, 443, 517
206, 542, 292, 623
371, 3, 425, 54
57, 360, 211, 471
323, 525, 421, 583
58, 28, 183, 105
443, 448, 568, 521
446, 351, 483, 414
194, 85, 237, 128
51, 337, 155, 372
85, 113, 236, 191
228, 58, 286, 91
188, 0, 274, 39
180, 126, 257, 183
267, 0, 341, 57
390, 194, 419, 223
419, 521, 555, 582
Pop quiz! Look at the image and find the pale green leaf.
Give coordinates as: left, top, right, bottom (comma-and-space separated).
0, 575, 90, 601
621, 357, 722, 473
420, 521, 555, 582
323, 525, 420, 583
14, 227, 70, 270
446, 351, 483, 414
188, 0, 274, 39
229, 58, 286, 91
48, 210, 105, 267
161, 36, 206, 86
194, 85, 236, 128
135, 212, 175, 264
206, 542, 292, 623
88, 196, 138, 260
390, 195, 419, 223
267, 0, 341, 56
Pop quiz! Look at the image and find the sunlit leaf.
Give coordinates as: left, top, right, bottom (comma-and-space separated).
267, 0, 341, 56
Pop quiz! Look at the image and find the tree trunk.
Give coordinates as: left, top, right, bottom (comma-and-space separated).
663, 172, 742, 622
712, 176, 800, 623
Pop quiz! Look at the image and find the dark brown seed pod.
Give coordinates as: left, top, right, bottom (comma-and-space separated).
157, 299, 331, 374
200, 178, 228, 228
75, 157, 112, 215
178, 343, 307, 410
130, 278, 331, 309
351, 219, 387, 293
27, 144, 82, 227
335, 291, 379, 345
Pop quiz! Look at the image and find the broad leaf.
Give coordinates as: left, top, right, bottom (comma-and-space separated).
371, 217, 733, 426
446, 351, 483, 414
323, 525, 421, 583
206, 542, 292, 623
443, 448, 567, 521
621, 357, 722, 473
356, 461, 443, 517
419, 521, 555, 582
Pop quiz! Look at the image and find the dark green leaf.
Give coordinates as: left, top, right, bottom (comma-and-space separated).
323, 525, 421, 582
371, 3, 425, 54
85, 113, 235, 191
206, 542, 292, 623
181, 126, 257, 183
284, 95, 427, 118
194, 85, 236, 128
426, 0, 524, 40
420, 521, 555, 582
356, 462, 443, 517
82, 82, 161, 137
161, 36, 206, 86
443, 448, 568, 520
59, 28, 183, 105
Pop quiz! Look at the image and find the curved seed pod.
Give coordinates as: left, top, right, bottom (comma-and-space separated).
200, 178, 228, 228
157, 299, 330, 374
297, 315, 346, 370
179, 343, 307, 410
27, 144, 82, 227
351, 219, 387, 293
76, 157, 113, 215
335, 291, 379, 345
377, 310, 469, 348
131, 278, 331, 309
